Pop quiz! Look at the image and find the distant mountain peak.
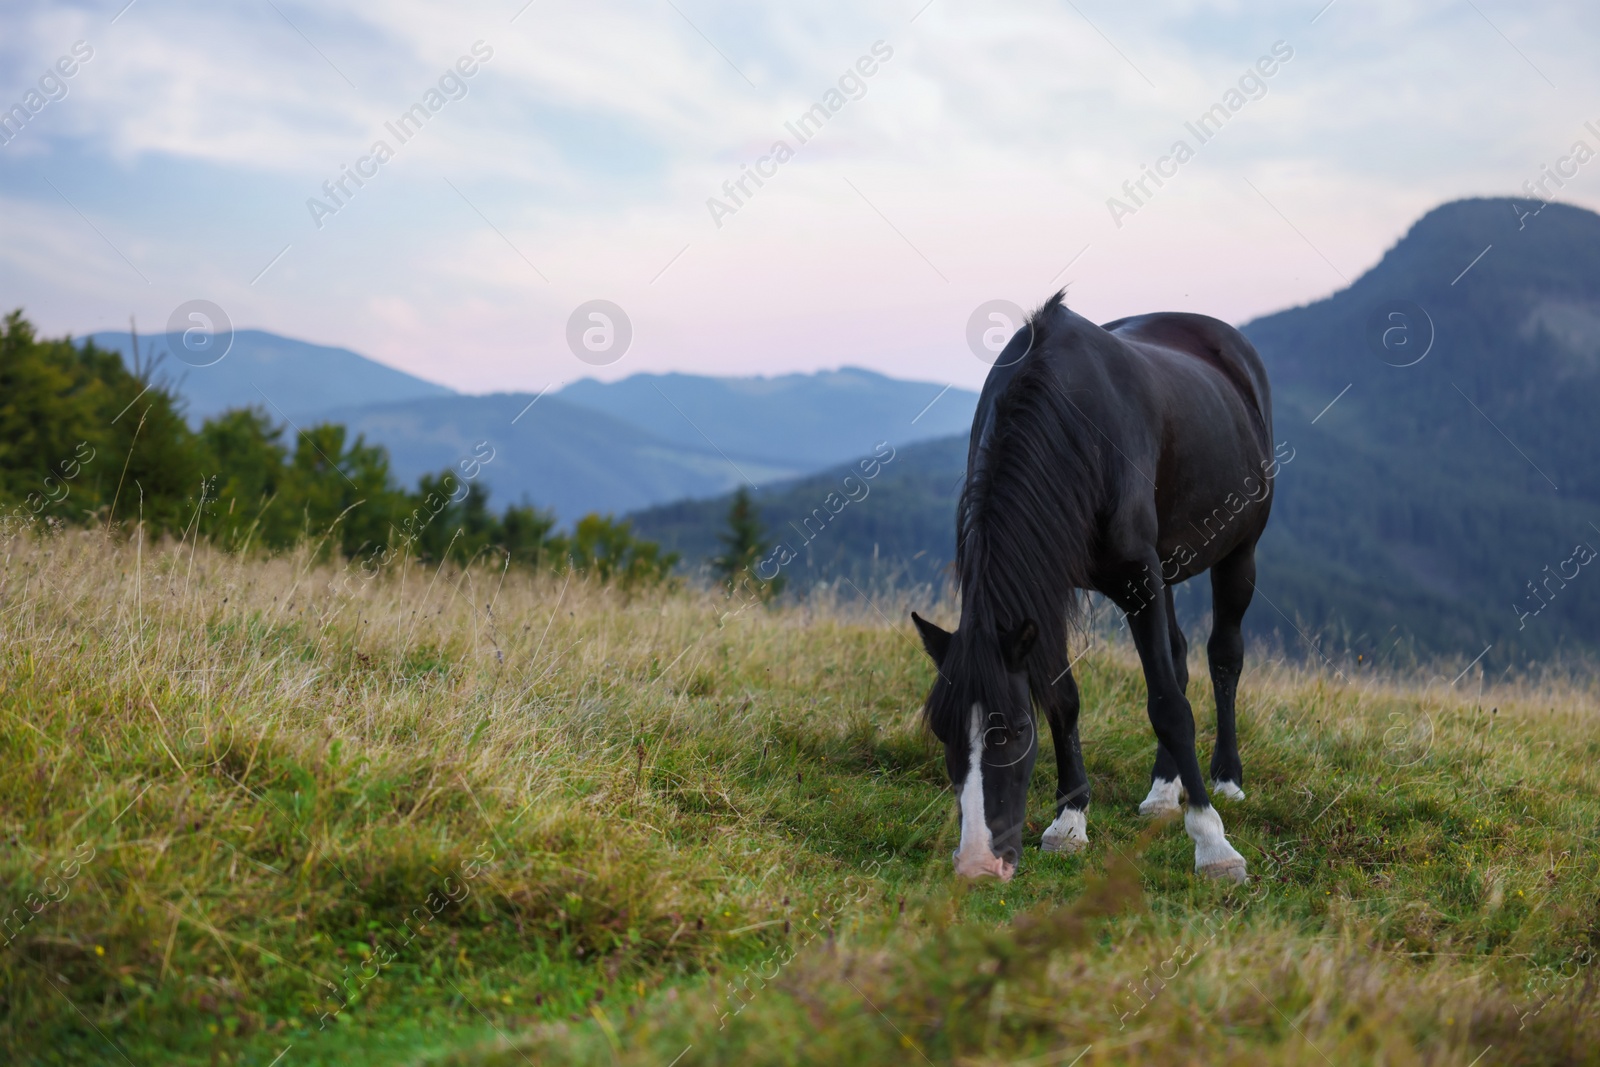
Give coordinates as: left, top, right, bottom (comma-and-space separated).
90, 327, 454, 427
1353, 196, 1600, 301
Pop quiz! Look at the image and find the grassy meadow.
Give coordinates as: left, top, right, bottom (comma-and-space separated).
3, 525, 1600, 1066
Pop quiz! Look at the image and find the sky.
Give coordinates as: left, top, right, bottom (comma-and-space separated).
1, 0, 1597, 394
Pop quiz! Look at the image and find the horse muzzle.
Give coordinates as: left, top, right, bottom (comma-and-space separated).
953, 847, 1017, 881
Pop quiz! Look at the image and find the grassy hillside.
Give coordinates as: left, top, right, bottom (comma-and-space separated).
4, 527, 1600, 1065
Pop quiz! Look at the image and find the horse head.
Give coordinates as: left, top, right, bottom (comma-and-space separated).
912, 611, 1038, 881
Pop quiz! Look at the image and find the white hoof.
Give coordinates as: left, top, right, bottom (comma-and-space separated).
1041, 808, 1088, 853
1212, 780, 1246, 802
1186, 805, 1247, 882
1199, 857, 1249, 883
1138, 777, 1182, 817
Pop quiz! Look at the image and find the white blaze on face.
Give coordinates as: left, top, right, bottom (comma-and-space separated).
953, 704, 1012, 880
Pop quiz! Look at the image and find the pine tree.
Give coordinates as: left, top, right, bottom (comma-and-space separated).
712, 487, 781, 602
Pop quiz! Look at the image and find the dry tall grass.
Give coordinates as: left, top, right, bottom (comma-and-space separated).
3, 525, 1599, 1066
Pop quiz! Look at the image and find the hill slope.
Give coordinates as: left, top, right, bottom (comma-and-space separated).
631, 435, 966, 589
323, 371, 976, 523
1246, 197, 1600, 663
319, 392, 805, 523
10, 532, 1600, 1065
558, 368, 976, 470
88, 328, 455, 426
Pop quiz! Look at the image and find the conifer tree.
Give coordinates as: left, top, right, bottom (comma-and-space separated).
712, 487, 781, 602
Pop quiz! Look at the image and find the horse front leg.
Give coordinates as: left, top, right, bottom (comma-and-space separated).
1116, 561, 1247, 882
1040, 665, 1089, 853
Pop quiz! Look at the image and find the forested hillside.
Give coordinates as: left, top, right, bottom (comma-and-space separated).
1246, 197, 1600, 665
0, 313, 673, 586
632, 436, 964, 592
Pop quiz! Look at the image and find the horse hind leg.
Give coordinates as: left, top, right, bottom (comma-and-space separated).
1121, 558, 1246, 882
1138, 587, 1187, 817
1167, 585, 1190, 694
1139, 746, 1183, 816
1207, 544, 1256, 802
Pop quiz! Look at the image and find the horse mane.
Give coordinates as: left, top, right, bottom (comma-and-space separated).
925, 290, 1106, 740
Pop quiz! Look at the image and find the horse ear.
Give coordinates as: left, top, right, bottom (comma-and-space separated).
910, 612, 951, 667
1000, 619, 1038, 672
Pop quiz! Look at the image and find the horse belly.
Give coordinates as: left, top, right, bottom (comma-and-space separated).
1154, 462, 1270, 580
1150, 420, 1272, 581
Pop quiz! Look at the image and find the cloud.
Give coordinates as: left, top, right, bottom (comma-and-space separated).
0, 0, 1596, 395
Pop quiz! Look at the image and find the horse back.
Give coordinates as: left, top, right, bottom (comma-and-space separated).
1100, 312, 1273, 450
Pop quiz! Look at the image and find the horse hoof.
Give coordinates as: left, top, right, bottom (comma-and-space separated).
1199, 858, 1248, 883
1041, 809, 1087, 853
1138, 777, 1182, 817
1041, 833, 1086, 853
1212, 780, 1246, 802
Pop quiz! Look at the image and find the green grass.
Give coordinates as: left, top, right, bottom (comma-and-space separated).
3, 528, 1600, 1065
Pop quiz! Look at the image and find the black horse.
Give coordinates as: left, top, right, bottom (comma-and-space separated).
912, 291, 1280, 882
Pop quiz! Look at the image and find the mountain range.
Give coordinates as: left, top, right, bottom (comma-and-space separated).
84, 327, 977, 522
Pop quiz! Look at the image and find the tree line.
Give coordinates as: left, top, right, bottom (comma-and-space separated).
0, 310, 676, 585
